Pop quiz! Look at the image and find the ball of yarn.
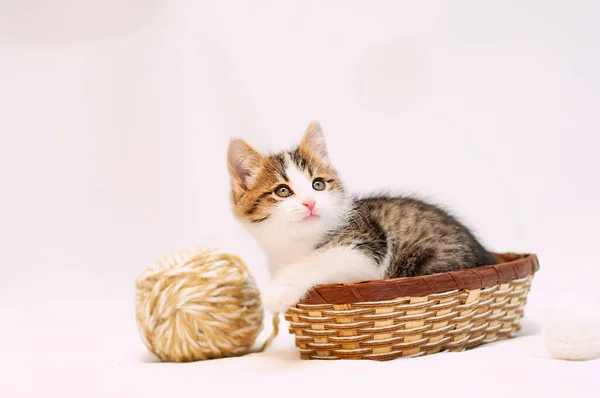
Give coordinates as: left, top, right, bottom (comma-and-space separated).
542, 291, 600, 361
135, 246, 276, 362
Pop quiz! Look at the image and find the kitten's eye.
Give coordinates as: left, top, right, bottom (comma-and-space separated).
274, 184, 293, 198
312, 178, 326, 191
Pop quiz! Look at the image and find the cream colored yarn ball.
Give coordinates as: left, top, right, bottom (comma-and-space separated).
135, 246, 272, 362
542, 291, 600, 361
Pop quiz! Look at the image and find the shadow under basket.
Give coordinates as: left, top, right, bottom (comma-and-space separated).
284, 252, 540, 361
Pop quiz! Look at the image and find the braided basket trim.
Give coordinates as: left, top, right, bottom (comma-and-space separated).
298, 253, 539, 304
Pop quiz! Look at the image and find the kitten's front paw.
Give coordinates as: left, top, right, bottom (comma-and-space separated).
263, 280, 307, 314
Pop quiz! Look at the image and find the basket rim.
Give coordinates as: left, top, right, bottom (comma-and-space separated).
298, 252, 539, 305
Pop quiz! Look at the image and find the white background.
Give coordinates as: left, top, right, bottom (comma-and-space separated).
1, 1, 599, 396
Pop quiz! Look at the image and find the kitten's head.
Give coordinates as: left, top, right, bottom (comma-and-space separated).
226, 121, 349, 242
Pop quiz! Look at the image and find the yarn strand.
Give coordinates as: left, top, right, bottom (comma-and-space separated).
254, 313, 280, 353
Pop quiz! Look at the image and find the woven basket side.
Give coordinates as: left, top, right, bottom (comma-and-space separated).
285, 275, 534, 361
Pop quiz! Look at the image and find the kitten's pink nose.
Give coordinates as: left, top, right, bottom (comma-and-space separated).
302, 199, 316, 212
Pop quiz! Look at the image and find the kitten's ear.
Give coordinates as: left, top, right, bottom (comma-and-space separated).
299, 120, 329, 164
227, 138, 263, 190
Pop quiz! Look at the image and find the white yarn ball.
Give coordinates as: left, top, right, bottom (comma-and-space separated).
542, 291, 600, 361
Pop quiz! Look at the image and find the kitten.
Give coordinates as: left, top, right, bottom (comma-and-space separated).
226, 121, 497, 313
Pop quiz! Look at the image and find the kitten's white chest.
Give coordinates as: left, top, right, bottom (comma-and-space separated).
263, 240, 316, 276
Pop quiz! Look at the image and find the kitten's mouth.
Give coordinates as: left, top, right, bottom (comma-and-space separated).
301, 214, 320, 222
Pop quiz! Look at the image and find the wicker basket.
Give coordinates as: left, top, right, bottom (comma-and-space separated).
284, 253, 539, 361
